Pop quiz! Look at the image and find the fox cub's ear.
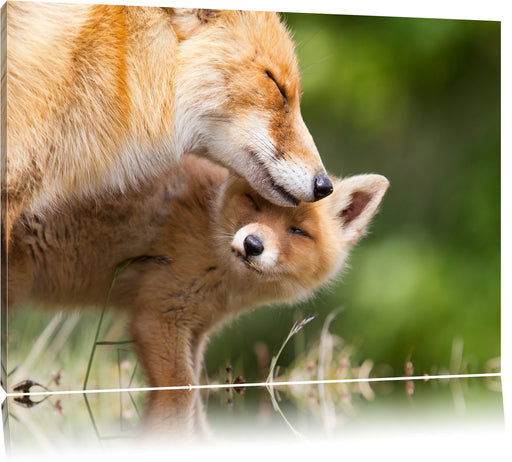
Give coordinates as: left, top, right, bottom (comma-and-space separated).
334, 174, 389, 245
168, 8, 222, 39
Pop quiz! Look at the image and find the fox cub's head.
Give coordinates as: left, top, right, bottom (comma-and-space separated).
170, 9, 332, 207
215, 173, 389, 305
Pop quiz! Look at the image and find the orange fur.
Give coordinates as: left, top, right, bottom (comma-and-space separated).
4, 3, 331, 252
10, 155, 388, 434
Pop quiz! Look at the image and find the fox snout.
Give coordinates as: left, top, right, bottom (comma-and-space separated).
313, 173, 333, 201
231, 223, 278, 272
252, 116, 334, 205
243, 234, 264, 257
266, 168, 333, 206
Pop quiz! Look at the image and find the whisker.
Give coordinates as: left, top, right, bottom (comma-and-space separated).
301, 55, 332, 75
204, 117, 293, 165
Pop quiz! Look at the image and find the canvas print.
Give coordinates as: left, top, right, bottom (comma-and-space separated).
0, 0, 502, 453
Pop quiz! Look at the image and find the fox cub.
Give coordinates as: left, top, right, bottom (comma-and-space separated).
5, 4, 331, 250
10, 155, 388, 430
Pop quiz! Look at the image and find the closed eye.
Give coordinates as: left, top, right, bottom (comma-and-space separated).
288, 226, 311, 239
265, 69, 288, 104
244, 194, 260, 211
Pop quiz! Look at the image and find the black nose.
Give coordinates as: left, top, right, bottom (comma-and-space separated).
313, 173, 333, 201
243, 234, 264, 257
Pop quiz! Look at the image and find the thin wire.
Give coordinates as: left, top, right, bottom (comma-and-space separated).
5, 372, 502, 398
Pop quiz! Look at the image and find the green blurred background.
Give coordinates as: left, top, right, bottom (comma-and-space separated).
206, 13, 501, 381
7, 12, 500, 395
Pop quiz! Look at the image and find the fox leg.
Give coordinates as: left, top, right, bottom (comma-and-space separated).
129, 303, 201, 436
189, 334, 212, 438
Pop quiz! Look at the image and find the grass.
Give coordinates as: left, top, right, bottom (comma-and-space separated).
5, 288, 503, 446
265, 315, 316, 438
83, 257, 138, 391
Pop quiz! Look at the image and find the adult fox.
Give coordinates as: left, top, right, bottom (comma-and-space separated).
3, 3, 333, 247
9, 155, 388, 434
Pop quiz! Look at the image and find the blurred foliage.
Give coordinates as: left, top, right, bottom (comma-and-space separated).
206, 13, 500, 379
7, 306, 144, 393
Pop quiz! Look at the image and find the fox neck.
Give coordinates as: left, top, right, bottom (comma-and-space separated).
166, 245, 274, 327
213, 255, 294, 316
170, 91, 217, 159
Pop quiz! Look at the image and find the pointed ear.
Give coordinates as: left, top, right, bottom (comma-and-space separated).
167, 8, 222, 40
334, 174, 389, 245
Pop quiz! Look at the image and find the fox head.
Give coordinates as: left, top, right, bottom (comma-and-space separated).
170, 9, 333, 207
214, 172, 389, 306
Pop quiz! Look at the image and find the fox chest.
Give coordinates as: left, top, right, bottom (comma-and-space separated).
145, 264, 228, 326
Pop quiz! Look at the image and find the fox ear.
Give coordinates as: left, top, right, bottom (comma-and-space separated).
334, 174, 389, 245
168, 8, 222, 39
